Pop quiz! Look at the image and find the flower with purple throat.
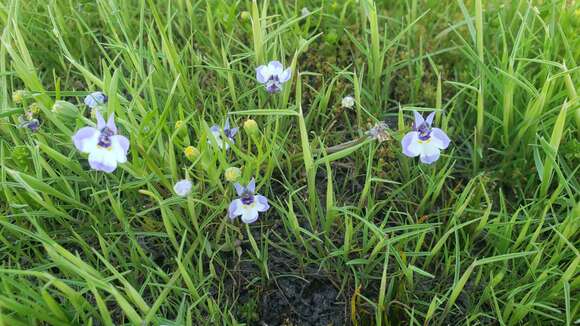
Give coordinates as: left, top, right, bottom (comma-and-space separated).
73, 110, 129, 173
401, 111, 450, 164
228, 178, 270, 224
209, 119, 238, 150
256, 61, 292, 93
84, 91, 108, 109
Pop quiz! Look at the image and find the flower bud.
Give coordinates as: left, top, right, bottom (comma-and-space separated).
341, 96, 355, 108
175, 120, 184, 129
224, 167, 241, 182
243, 119, 258, 136
240, 11, 251, 21
12, 90, 26, 104
184, 146, 200, 160
52, 100, 78, 118
173, 179, 193, 197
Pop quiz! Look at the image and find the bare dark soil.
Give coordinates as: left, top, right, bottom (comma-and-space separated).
260, 277, 346, 326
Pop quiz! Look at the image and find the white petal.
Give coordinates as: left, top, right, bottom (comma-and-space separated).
88, 148, 118, 173
278, 68, 292, 83
402, 132, 421, 157
110, 137, 127, 163
241, 205, 259, 224
73, 127, 99, 153
256, 65, 271, 83
268, 61, 284, 75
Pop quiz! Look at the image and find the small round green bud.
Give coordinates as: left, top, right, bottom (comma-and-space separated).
12, 90, 26, 104
52, 100, 78, 118
243, 119, 259, 136
184, 146, 200, 160
224, 167, 241, 182
240, 11, 251, 21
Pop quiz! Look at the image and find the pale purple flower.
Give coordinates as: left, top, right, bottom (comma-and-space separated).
228, 178, 269, 224
18, 116, 40, 132
209, 119, 238, 150
256, 61, 292, 93
84, 91, 108, 109
72, 110, 129, 173
401, 111, 450, 164
173, 179, 193, 197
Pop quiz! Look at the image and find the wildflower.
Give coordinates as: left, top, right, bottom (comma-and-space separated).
228, 178, 269, 224
301, 7, 310, 17
12, 90, 26, 104
243, 118, 258, 136
72, 110, 129, 173
209, 119, 238, 150
401, 111, 450, 164
225, 167, 241, 182
175, 120, 184, 129
184, 146, 200, 160
256, 61, 292, 93
84, 91, 108, 109
18, 116, 40, 132
342, 96, 355, 108
173, 179, 193, 197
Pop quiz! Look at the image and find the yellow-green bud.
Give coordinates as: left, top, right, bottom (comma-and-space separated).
240, 11, 251, 21
175, 120, 184, 129
243, 119, 258, 136
12, 90, 26, 104
29, 103, 41, 115
224, 167, 241, 182
51, 100, 78, 118
184, 146, 200, 160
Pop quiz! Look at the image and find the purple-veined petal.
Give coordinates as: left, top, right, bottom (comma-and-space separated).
268, 61, 284, 75
430, 128, 450, 149
210, 125, 220, 133
255, 195, 270, 212
266, 81, 281, 93
279, 68, 292, 83
96, 110, 106, 130
73, 127, 99, 153
228, 127, 239, 138
106, 113, 117, 133
240, 205, 259, 224
234, 183, 244, 196
256, 65, 270, 84
425, 112, 435, 126
247, 178, 256, 193
228, 199, 243, 219
84, 92, 106, 109
413, 111, 425, 129
401, 131, 421, 157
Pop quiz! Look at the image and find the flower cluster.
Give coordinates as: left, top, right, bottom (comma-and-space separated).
59, 57, 451, 227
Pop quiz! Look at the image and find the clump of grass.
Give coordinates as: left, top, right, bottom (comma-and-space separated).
0, 0, 578, 325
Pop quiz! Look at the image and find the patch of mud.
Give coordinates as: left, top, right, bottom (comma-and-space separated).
260, 277, 346, 326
